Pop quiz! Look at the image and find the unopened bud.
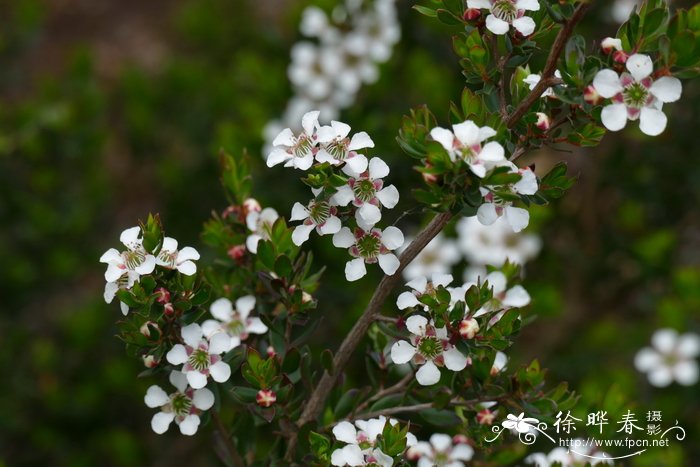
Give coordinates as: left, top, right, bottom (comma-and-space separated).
256, 389, 277, 407
405, 447, 421, 462
452, 434, 469, 444
140, 321, 161, 339
155, 287, 170, 304
463, 8, 481, 21
163, 302, 175, 316
583, 85, 601, 105
459, 318, 480, 339
243, 198, 261, 217
535, 112, 551, 131
600, 37, 622, 54
266, 346, 277, 358
477, 409, 496, 425
142, 355, 159, 368
613, 50, 629, 64
228, 244, 247, 261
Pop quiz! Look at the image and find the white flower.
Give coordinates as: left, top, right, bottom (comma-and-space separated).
401, 233, 461, 281
331, 416, 417, 466
288, 43, 338, 101
144, 371, 215, 436
523, 70, 563, 98
491, 351, 509, 375
592, 53, 682, 136
166, 323, 232, 389
472, 271, 531, 319
202, 296, 268, 351
396, 273, 457, 311
390, 315, 468, 386
156, 237, 200, 275
315, 120, 373, 173
333, 226, 404, 281
477, 164, 538, 233
456, 216, 541, 269
290, 194, 342, 246
408, 433, 474, 467
103, 272, 138, 316
300, 6, 329, 38
634, 328, 699, 387
611, 0, 640, 24
267, 110, 321, 170
467, 0, 540, 36
332, 157, 400, 230
246, 207, 280, 253
100, 226, 157, 284
429, 120, 505, 178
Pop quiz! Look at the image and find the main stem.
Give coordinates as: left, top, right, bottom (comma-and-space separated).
296, 211, 452, 426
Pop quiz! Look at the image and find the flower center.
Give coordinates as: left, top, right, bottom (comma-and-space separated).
353, 179, 377, 203
458, 147, 476, 163
170, 393, 193, 417
123, 249, 147, 270
356, 234, 381, 259
492, 0, 518, 23
188, 348, 211, 371
308, 200, 331, 225
433, 451, 450, 466
158, 250, 178, 268
294, 135, 313, 159
324, 138, 350, 161
623, 82, 650, 108
417, 335, 443, 360
226, 318, 246, 336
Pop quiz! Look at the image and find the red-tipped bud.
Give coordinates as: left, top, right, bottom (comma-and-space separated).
477, 409, 496, 425
266, 345, 277, 358
228, 244, 247, 261
600, 37, 622, 55
140, 321, 161, 339
155, 287, 170, 304
243, 198, 261, 217
163, 302, 175, 316
613, 50, 629, 64
463, 8, 481, 21
459, 318, 480, 339
452, 434, 469, 444
405, 447, 421, 462
535, 112, 551, 131
256, 389, 277, 407
142, 355, 159, 368
583, 85, 601, 105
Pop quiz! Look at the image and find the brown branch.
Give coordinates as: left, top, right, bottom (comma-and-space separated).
285, 211, 453, 460
352, 370, 415, 416
505, 2, 590, 129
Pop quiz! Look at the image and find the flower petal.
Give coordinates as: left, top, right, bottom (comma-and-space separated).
601, 103, 628, 131
345, 258, 367, 282
648, 367, 673, 387
210, 361, 232, 383
348, 131, 375, 150
193, 388, 215, 410
477, 202, 499, 226
377, 185, 400, 209
186, 370, 208, 389
332, 421, 358, 444
267, 148, 289, 167
593, 69, 624, 99
479, 141, 505, 162
178, 414, 201, 436
485, 15, 510, 35
416, 361, 441, 385
378, 253, 400, 276
357, 203, 382, 227
516, 0, 540, 11
181, 323, 203, 347
169, 370, 189, 392
144, 385, 169, 408
272, 128, 295, 147
177, 261, 197, 276
626, 54, 653, 81
397, 291, 420, 309
345, 153, 368, 174
390, 340, 417, 364
246, 317, 269, 335
430, 127, 455, 151
331, 185, 354, 206
292, 224, 316, 246
210, 297, 233, 322
381, 226, 404, 250
319, 216, 342, 235
333, 227, 356, 248
443, 347, 468, 371
208, 332, 231, 355
677, 333, 700, 358
674, 361, 699, 386
467, 0, 491, 8
235, 295, 256, 317
453, 120, 481, 147
151, 412, 175, 434
430, 433, 452, 452
369, 157, 390, 180
512, 16, 536, 36
503, 285, 531, 307
166, 344, 188, 365
649, 76, 682, 103
406, 276, 428, 293
301, 110, 320, 135
639, 107, 667, 136
452, 444, 475, 461
504, 206, 530, 233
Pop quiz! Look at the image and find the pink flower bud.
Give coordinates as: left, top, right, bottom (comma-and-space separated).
459, 318, 480, 339
155, 287, 170, 304
163, 302, 175, 316
243, 198, 261, 217
600, 37, 622, 54
228, 244, 246, 261
583, 85, 601, 105
142, 355, 159, 368
266, 345, 277, 358
422, 172, 438, 184
613, 50, 629, 64
477, 409, 496, 425
535, 112, 551, 131
452, 434, 469, 444
256, 389, 277, 407
140, 321, 160, 339
405, 447, 421, 462
463, 8, 481, 21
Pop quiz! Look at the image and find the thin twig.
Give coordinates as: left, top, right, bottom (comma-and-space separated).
505, 2, 590, 129
352, 371, 415, 416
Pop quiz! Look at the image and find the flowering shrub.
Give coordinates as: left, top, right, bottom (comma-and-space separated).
93, 0, 700, 465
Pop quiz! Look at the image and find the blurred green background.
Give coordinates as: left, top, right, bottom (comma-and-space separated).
1, 0, 698, 465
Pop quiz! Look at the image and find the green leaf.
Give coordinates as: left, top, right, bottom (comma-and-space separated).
436, 9, 462, 25
412, 5, 437, 18
274, 254, 293, 278
257, 240, 276, 270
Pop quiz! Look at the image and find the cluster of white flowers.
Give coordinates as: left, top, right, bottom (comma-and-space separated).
100, 226, 200, 315
406, 433, 474, 467
467, 0, 541, 36
525, 440, 613, 466
634, 328, 699, 387
264, 0, 400, 148
331, 416, 417, 466
390, 271, 527, 385
592, 53, 682, 136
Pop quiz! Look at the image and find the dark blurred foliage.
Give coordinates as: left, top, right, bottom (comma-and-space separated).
1, 0, 699, 465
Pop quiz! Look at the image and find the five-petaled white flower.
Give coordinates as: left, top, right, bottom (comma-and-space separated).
592, 53, 682, 136
477, 164, 538, 233
144, 370, 215, 436
315, 120, 373, 173
246, 207, 280, 253
202, 296, 268, 351
502, 412, 539, 433
267, 110, 321, 170
407, 433, 474, 467
430, 120, 505, 178
100, 226, 157, 284
634, 328, 700, 387
472, 271, 531, 325
396, 273, 457, 311
467, 0, 540, 36
155, 237, 200, 276
333, 157, 400, 230
333, 226, 404, 281
390, 315, 468, 386
523, 70, 563, 98
290, 191, 342, 246
166, 323, 232, 389
331, 416, 417, 467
